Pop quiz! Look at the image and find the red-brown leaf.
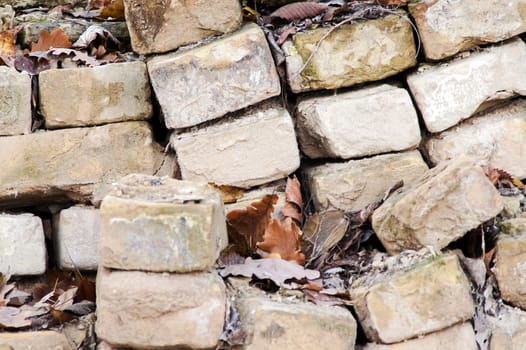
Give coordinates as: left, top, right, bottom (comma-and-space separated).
257, 217, 305, 265
31, 28, 72, 52
270, 2, 328, 21
285, 175, 303, 210
378, 0, 408, 6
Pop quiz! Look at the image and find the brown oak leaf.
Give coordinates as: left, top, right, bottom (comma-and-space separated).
257, 217, 305, 265
281, 175, 303, 224
31, 28, 72, 52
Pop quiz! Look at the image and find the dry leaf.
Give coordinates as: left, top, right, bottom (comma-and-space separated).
31, 28, 72, 52
98, 0, 125, 20
0, 28, 19, 65
210, 183, 245, 204
0, 307, 32, 329
302, 210, 348, 262
73, 270, 96, 303
257, 217, 305, 265
281, 175, 303, 224
270, 2, 328, 21
378, 0, 408, 6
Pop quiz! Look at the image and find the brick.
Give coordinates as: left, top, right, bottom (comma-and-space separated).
96, 268, 225, 349
4, 0, 82, 9
284, 12, 416, 93
372, 156, 503, 254
425, 99, 526, 179
124, 0, 241, 55
148, 23, 280, 129
359, 323, 477, 350
0, 213, 46, 276
488, 303, 526, 350
351, 254, 474, 344
53, 206, 100, 270
0, 121, 163, 208
171, 104, 300, 188
407, 39, 526, 133
236, 296, 356, 350
296, 84, 420, 159
409, 0, 526, 60
304, 150, 428, 212
100, 174, 227, 272
0, 331, 72, 350
39, 62, 152, 129
0, 66, 31, 136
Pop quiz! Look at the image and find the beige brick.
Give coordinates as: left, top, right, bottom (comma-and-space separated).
96, 268, 225, 349
351, 254, 474, 344
0, 66, 31, 136
409, 0, 526, 60
39, 62, 152, 129
0, 331, 71, 350
124, 0, 241, 55
372, 156, 503, 254
284, 12, 416, 93
488, 303, 526, 350
148, 23, 280, 129
100, 174, 227, 272
236, 296, 356, 350
296, 84, 420, 159
304, 150, 428, 212
171, 104, 300, 188
359, 323, 477, 350
0, 121, 163, 208
425, 99, 526, 179
407, 39, 526, 133
53, 206, 100, 270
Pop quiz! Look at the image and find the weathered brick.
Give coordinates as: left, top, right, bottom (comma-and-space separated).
39, 62, 152, 129
96, 268, 225, 349
284, 13, 416, 93
372, 156, 503, 254
0, 66, 31, 136
171, 104, 300, 188
304, 150, 428, 212
53, 206, 100, 270
488, 303, 526, 350
295, 84, 420, 159
359, 323, 477, 350
0, 331, 72, 350
407, 39, 526, 133
148, 23, 280, 129
0, 213, 46, 276
425, 99, 526, 179
0, 121, 163, 208
351, 254, 474, 344
236, 296, 356, 350
409, 0, 526, 60
100, 174, 227, 273
124, 0, 242, 55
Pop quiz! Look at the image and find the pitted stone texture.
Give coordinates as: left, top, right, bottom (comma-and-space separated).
237, 296, 356, 350
425, 99, 526, 179
372, 157, 503, 254
351, 254, 474, 344
96, 268, 225, 349
0, 331, 72, 350
284, 13, 416, 93
0, 67, 31, 136
494, 219, 526, 310
148, 23, 280, 129
359, 323, 477, 350
124, 0, 242, 55
53, 206, 100, 270
407, 39, 526, 133
296, 84, 421, 159
305, 151, 428, 212
171, 105, 300, 188
409, 0, 526, 60
39, 62, 152, 129
100, 174, 227, 272
0, 213, 46, 275
0, 121, 163, 208
488, 303, 526, 350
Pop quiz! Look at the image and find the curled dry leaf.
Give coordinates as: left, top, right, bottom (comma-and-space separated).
73, 25, 121, 59
257, 217, 305, 265
302, 210, 348, 263
270, 2, 328, 21
0, 27, 20, 65
98, 0, 125, 20
31, 28, 72, 52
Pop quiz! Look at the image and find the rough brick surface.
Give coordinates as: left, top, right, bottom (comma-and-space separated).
0, 213, 46, 276
237, 296, 356, 350
124, 0, 242, 55
407, 39, 526, 133
39, 62, 152, 129
100, 174, 227, 272
295, 84, 421, 159
351, 254, 474, 344
488, 303, 526, 350
0, 121, 163, 208
425, 99, 526, 179
0, 66, 31, 136
53, 206, 100, 270
148, 23, 280, 129
372, 156, 503, 254
284, 13, 416, 92
0, 331, 72, 350
305, 151, 428, 212
409, 0, 526, 60
171, 104, 300, 188
96, 268, 225, 349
